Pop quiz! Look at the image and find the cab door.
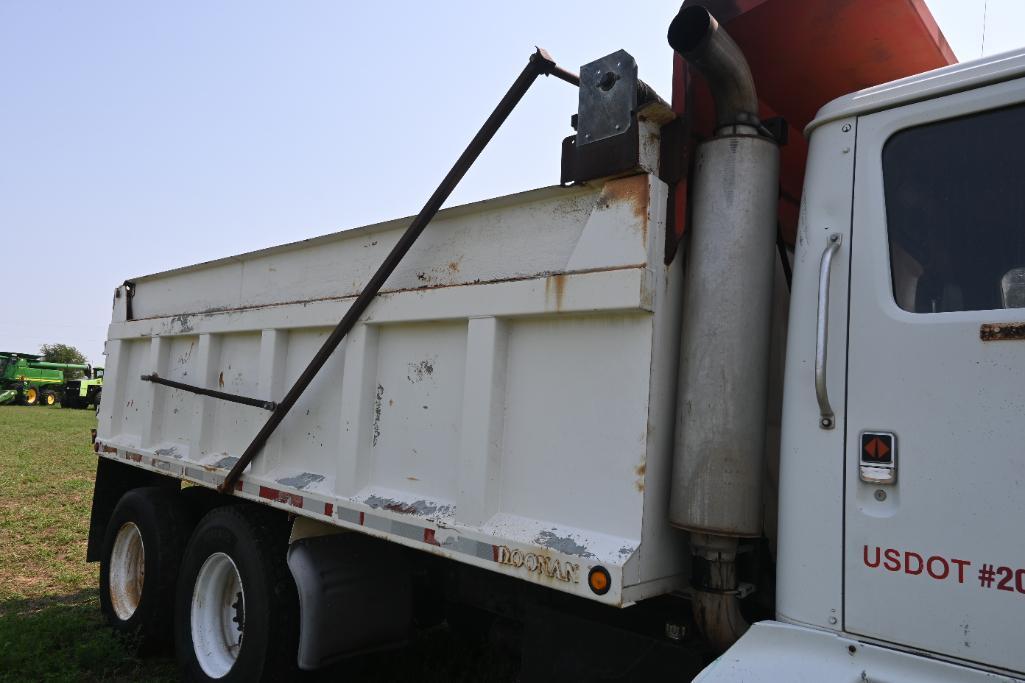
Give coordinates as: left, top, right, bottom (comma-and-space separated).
845, 79, 1025, 674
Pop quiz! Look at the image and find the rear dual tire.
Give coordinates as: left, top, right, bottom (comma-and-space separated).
175, 506, 300, 682
99, 487, 192, 653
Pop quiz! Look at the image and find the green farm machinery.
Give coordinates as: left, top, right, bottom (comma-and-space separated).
0, 352, 102, 408
62, 366, 104, 410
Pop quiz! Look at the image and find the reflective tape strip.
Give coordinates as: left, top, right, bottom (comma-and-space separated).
101, 443, 499, 567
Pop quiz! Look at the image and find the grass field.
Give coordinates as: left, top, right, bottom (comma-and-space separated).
0, 406, 512, 682
0, 406, 175, 681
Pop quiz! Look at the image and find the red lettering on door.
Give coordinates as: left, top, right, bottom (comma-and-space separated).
904, 551, 923, 575
883, 548, 901, 571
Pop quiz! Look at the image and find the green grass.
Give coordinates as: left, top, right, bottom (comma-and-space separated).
0, 405, 175, 681
0, 406, 513, 681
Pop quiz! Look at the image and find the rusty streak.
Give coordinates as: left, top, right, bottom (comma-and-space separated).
980, 322, 1025, 341
117, 264, 647, 327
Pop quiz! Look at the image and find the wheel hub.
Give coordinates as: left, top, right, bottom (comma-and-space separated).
109, 522, 145, 620
191, 552, 245, 678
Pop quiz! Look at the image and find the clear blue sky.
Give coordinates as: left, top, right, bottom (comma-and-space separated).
1, 1, 1022, 364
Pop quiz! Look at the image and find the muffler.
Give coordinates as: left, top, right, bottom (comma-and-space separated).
667, 4, 781, 650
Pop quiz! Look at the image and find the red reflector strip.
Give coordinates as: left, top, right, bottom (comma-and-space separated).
324, 503, 334, 517
424, 529, 440, 546
258, 486, 303, 508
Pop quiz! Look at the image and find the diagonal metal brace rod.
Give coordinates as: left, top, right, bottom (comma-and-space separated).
141, 374, 277, 411
218, 48, 578, 493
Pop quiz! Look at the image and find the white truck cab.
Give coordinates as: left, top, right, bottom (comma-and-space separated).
723, 47, 1025, 682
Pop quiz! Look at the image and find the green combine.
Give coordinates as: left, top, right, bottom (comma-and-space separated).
0, 352, 102, 408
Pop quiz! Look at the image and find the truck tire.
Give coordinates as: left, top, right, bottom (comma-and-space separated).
24, 387, 39, 405
99, 487, 192, 653
174, 505, 299, 682
41, 389, 57, 406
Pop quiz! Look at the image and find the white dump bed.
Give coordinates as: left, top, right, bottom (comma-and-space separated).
95, 170, 687, 606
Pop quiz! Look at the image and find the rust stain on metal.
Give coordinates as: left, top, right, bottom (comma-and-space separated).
598, 175, 650, 243
545, 274, 567, 311
218, 371, 224, 388
447, 258, 462, 273
635, 461, 646, 492
980, 322, 1025, 341
119, 265, 646, 324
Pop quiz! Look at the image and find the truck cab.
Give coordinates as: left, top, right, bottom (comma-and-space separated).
730, 47, 1025, 681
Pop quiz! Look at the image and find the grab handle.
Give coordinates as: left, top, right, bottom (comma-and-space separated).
816, 233, 842, 429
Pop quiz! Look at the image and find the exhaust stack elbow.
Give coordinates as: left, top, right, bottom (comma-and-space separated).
668, 5, 759, 130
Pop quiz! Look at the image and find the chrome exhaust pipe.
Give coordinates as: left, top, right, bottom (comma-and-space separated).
668, 5, 760, 130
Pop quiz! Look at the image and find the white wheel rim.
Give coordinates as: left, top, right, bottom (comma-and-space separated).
109, 522, 145, 620
191, 552, 245, 678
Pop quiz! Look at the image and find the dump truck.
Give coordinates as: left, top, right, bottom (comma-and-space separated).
87, 1, 1025, 680
0, 352, 91, 406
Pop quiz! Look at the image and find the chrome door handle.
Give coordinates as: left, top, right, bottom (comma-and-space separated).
816, 233, 842, 429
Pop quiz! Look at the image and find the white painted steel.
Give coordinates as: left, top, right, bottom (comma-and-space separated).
694, 621, 1018, 683
191, 552, 244, 679
96, 154, 689, 606
843, 75, 1025, 675
108, 522, 145, 621
807, 48, 1025, 134
776, 116, 855, 631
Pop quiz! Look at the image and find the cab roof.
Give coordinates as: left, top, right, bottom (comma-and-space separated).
807, 47, 1025, 134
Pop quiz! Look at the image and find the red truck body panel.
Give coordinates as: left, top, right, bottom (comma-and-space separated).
672, 0, 957, 243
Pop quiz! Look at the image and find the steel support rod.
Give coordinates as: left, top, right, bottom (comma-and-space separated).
219, 48, 576, 493
141, 374, 277, 411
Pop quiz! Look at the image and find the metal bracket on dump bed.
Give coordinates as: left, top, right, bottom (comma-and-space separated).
561, 50, 672, 185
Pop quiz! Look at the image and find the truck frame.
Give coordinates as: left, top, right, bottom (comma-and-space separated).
86, 2, 1025, 680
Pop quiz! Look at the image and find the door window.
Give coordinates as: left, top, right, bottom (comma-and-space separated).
882, 103, 1025, 313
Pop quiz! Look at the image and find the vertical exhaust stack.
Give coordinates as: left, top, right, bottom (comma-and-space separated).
667, 5, 780, 649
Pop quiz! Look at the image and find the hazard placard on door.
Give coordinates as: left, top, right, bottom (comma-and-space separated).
861, 432, 895, 465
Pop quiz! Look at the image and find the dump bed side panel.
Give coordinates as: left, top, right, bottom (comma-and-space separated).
97, 171, 687, 606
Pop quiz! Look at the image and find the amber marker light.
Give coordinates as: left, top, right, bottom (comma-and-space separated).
588, 566, 611, 595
